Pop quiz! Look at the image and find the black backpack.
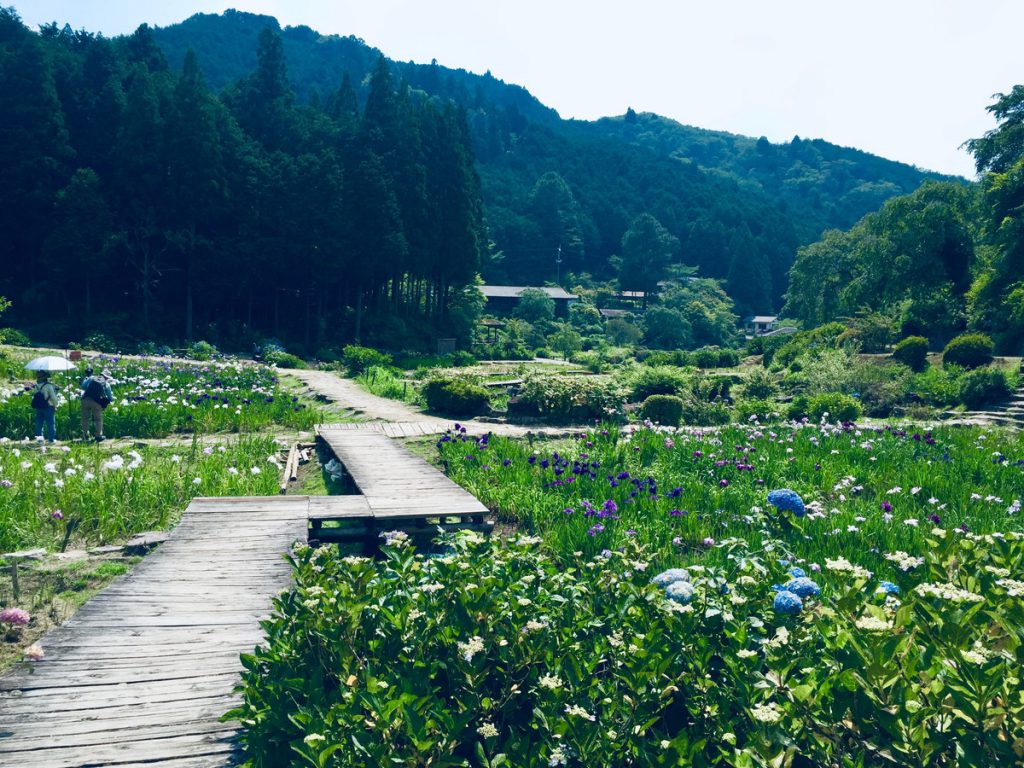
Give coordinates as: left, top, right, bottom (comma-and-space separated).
84, 377, 111, 408
30, 389, 48, 409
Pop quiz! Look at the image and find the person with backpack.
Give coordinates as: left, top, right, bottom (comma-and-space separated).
29, 371, 59, 442
80, 367, 113, 442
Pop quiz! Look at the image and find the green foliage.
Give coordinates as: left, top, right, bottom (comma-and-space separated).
959, 366, 1014, 408
546, 323, 582, 360
357, 366, 421, 405
892, 335, 929, 371
185, 340, 217, 360
625, 366, 687, 401
839, 310, 896, 353
617, 213, 678, 302
263, 350, 305, 369
513, 288, 555, 323
515, 375, 624, 423
692, 345, 739, 368
909, 365, 964, 408
0, 328, 29, 346
738, 368, 778, 400
661, 279, 739, 348
789, 392, 862, 422
733, 397, 783, 423
422, 376, 491, 416
0, 437, 280, 552
639, 394, 684, 426
341, 345, 393, 375
84, 332, 118, 353
845, 361, 913, 417
604, 317, 642, 346
642, 306, 691, 350
943, 333, 995, 369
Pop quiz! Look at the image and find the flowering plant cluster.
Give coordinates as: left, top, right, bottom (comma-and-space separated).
0, 357, 318, 440
439, 422, 1024, 575
0, 437, 280, 551
234, 528, 1024, 766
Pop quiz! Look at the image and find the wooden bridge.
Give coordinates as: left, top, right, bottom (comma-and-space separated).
0, 426, 491, 767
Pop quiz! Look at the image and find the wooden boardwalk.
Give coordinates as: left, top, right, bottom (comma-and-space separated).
317, 426, 488, 522
0, 496, 309, 768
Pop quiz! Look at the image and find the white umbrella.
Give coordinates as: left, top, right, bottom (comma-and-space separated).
24, 356, 77, 372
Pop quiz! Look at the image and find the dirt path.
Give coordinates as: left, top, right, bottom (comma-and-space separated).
283, 368, 575, 438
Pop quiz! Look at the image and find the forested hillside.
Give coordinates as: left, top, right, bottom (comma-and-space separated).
147, 11, 950, 311
0, 7, 963, 351
0, 9, 483, 351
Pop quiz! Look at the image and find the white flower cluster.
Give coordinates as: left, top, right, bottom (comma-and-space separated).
457, 635, 485, 662
564, 703, 596, 721
914, 582, 984, 603
885, 551, 925, 571
824, 556, 871, 579
996, 578, 1024, 597
855, 615, 892, 632
750, 702, 782, 724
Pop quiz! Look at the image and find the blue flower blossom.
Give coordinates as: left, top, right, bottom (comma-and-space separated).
652, 568, 690, 588
773, 590, 803, 615
876, 580, 900, 595
767, 488, 806, 517
787, 567, 806, 578
665, 580, 695, 604
783, 577, 821, 598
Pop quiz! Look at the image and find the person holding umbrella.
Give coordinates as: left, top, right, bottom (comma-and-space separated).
23, 355, 76, 442
29, 371, 59, 442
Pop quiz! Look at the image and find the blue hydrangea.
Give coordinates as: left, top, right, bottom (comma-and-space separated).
665, 580, 695, 604
876, 580, 901, 595
783, 577, 821, 598
652, 568, 690, 588
767, 488, 806, 517
788, 567, 806, 578
773, 590, 803, 615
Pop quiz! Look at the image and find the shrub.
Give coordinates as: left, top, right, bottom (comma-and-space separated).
84, 332, 118, 353
186, 340, 217, 360
792, 392, 862, 423
450, 350, 477, 367
846, 361, 912, 417
627, 365, 687, 401
517, 375, 624, 423
738, 368, 778, 400
909, 365, 963, 407
341, 344, 393, 375
605, 317, 642, 346
264, 350, 306, 369
679, 394, 731, 426
891, 336, 929, 372
959, 366, 1013, 408
640, 394, 684, 426
733, 398, 783, 423
0, 328, 30, 346
422, 377, 491, 416
692, 346, 740, 368
943, 333, 994, 369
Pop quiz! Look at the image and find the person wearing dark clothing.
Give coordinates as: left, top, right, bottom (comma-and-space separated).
80, 367, 113, 442
29, 372, 59, 442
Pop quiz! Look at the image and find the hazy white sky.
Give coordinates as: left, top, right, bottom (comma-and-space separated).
18, 1, 1023, 178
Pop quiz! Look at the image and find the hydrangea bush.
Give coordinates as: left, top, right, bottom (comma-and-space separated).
233, 529, 1024, 766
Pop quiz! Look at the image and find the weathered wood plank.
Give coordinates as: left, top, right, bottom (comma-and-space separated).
0, 495, 308, 766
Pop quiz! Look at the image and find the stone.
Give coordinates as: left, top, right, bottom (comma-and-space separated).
2, 548, 46, 562
87, 545, 123, 556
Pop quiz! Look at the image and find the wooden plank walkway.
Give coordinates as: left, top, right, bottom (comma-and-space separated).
317, 426, 488, 522
0, 496, 309, 768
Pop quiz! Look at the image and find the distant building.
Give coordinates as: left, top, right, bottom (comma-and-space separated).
478, 285, 579, 317
744, 315, 778, 336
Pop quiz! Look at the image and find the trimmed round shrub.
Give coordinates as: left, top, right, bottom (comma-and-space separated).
943, 333, 993, 370
423, 377, 491, 416
892, 336, 929, 372
341, 344, 393, 375
85, 332, 118, 353
186, 340, 217, 360
959, 366, 1012, 408
628, 366, 688, 401
640, 394, 684, 426
733, 398, 783, 423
